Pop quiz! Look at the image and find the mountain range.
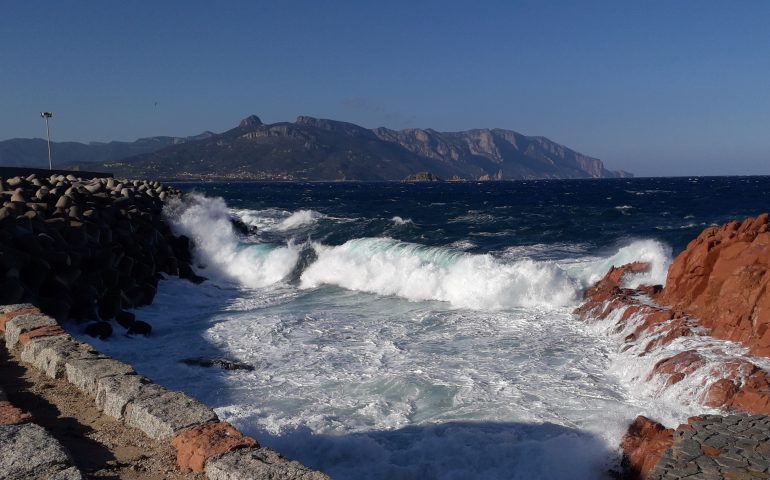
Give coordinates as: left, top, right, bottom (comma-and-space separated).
1, 115, 631, 181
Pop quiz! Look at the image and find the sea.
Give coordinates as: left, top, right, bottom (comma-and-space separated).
72, 176, 770, 479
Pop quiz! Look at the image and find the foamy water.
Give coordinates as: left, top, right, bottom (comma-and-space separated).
65, 187, 769, 480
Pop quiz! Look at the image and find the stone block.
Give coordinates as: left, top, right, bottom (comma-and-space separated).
205, 447, 331, 480
64, 358, 135, 397
20, 335, 104, 379
4, 313, 58, 349
0, 423, 83, 480
0, 306, 40, 332
19, 325, 67, 346
172, 422, 257, 472
0, 303, 35, 315
95, 374, 165, 420
124, 390, 217, 440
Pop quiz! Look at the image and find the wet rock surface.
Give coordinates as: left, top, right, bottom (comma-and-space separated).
576, 215, 770, 479
181, 357, 255, 371
621, 416, 674, 479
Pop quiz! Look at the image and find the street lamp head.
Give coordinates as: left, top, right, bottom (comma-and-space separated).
41, 112, 53, 118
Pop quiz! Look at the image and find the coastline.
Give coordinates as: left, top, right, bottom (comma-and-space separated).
2, 171, 769, 478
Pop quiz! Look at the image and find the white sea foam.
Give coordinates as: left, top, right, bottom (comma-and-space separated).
277, 209, 326, 231
391, 216, 413, 226
82, 191, 708, 480
233, 207, 327, 232
164, 194, 300, 287
300, 238, 580, 310
564, 239, 672, 289
585, 303, 770, 426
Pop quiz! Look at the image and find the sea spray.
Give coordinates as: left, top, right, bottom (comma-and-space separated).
234, 207, 328, 232
164, 194, 300, 287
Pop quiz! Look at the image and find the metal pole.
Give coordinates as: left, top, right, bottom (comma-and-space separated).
41, 111, 53, 170
45, 116, 52, 170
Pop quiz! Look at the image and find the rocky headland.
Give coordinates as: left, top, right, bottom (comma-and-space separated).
575, 214, 770, 478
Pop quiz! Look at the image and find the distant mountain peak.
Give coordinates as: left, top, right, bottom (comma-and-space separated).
239, 115, 263, 128
5, 114, 631, 180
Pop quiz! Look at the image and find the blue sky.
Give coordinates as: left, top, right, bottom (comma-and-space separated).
2, 1, 769, 176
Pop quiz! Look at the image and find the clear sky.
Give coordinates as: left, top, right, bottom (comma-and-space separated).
2, 1, 769, 176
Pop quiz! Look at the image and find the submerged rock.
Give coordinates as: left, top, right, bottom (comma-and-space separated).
85, 321, 112, 340
181, 357, 254, 371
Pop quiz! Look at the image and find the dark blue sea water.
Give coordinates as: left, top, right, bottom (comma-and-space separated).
181, 176, 770, 255
73, 177, 770, 480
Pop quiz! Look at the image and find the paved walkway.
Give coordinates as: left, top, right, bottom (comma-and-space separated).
650, 414, 770, 479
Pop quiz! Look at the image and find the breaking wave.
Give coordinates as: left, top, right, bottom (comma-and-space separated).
300, 238, 579, 310
164, 194, 300, 288
165, 194, 673, 311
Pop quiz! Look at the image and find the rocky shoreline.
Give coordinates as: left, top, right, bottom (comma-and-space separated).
0, 173, 327, 479
575, 214, 770, 478
4, 171, 769, 479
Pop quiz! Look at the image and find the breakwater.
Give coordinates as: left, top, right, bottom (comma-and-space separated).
0, 172, 202, 336
0, 173, 329, 479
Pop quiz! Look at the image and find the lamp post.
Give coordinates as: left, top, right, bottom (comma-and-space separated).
40, 111, 53, 170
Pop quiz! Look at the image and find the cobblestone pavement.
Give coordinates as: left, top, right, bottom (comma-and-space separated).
650, 414, 770, 479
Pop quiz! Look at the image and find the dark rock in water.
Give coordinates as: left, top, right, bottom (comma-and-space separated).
0, 277, 25, 304
179, 263, 207, 284
171, 235, 192, 263
40, 297, 70, 322
181, 357, 255, 371
85, 321, 112, 339
230, 217, 256, 235
127, 320, 151, 336
115, 309, 135, 328
98, 291, 121, 320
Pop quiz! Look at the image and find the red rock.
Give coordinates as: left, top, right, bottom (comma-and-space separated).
659, 214, 770, 357
620, 416, 673, 480
703, 379, 739, 407
0, 307, 41, 332
18, 325, 66, 345
648, 351, 704, 382
574, 215, 770, 415
171, 422, 258, 472
726, 370, 770, 415
0, 401, 32, 425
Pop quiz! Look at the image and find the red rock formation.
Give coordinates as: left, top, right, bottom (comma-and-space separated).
660, 213, 770, 356
620, 416, 673, 480
577, 215, 770, 478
